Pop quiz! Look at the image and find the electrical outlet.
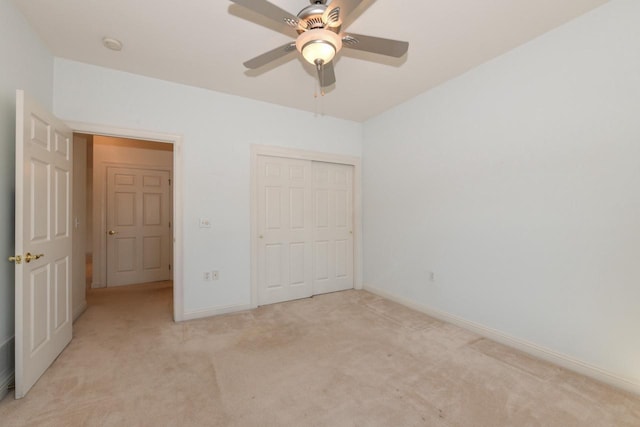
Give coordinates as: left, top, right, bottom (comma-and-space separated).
203, 271, 211, 281
212, 270, 219, 280
199, 218, 212, 228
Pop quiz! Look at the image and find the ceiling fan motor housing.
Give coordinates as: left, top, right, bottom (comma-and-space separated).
297, 2, 338, 33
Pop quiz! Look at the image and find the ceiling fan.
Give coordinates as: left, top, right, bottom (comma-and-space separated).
229, 0, 409, 91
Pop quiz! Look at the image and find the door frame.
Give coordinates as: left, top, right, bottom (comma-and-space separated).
66, 121, 185, 322
250, 145, 363, 308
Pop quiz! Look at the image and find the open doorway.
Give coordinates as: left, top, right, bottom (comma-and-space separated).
73, 132, 177, 318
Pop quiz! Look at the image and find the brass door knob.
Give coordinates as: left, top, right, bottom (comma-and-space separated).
108, 230, 118, 235
8, 255, 22, 264
24, 252, 44, 263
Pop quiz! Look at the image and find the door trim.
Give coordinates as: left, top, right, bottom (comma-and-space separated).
65, 121, 185, 322
250, 145, 362, 309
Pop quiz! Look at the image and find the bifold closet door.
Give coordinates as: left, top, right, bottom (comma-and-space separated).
312, 162, 354, 294
257, 156, 313, 305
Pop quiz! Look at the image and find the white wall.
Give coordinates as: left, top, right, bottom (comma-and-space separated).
53, 59, 363, 317
0, 0, 54, 398
363, 0, 640, 389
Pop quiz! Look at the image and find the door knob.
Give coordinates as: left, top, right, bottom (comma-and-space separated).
8, 255, 22, 264
108, 230, 118, 235
24, 252, 44, 263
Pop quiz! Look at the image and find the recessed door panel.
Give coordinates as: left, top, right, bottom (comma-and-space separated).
30, 266, 50, 354
54, 131, 69, 160
115, 174, 135, 186
31, 159, 49, 242
290, 166, 305, 182
143, 236, 162, 270
54, 167, 69, 238
315, 241, 329, 281
335, 190, 348, 228
30, 115, 49, 150
54, 258, 69, 330
314, 165, 328, 184
290, 188, 305, 230
265, 163, 281, 178
143, 193, 162, 226
289, 242, 306, 285
266, 187, 282, 230
115, 238, 136, 272
115, 192, 136, 226
335, 240, 348, 278
143, 175, 161, 187
265, 244, 283, 289
315, 190, 329, 229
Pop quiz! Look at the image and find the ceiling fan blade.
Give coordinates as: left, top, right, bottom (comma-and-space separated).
317, 61, 337, 88
323, 0, 365, 26
243, 42, 297, 69
342, 33, 409, 58
230, 0, 301, 29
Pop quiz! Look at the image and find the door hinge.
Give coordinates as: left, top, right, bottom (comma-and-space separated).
168, 178, 172, 186
168, 264, 172, 271
169, 221, 171, 228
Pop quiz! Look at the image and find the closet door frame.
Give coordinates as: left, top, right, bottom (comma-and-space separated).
250, 145, 362, 308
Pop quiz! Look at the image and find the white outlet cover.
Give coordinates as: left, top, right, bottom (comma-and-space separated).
199, 218, 212, 228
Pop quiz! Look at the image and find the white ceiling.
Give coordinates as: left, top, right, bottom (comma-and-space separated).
13, 0, 608, 122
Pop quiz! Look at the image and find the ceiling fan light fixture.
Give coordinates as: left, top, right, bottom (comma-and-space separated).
296, 29, 342, 65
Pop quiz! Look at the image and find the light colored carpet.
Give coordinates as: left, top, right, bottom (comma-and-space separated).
1, 282, 638, 426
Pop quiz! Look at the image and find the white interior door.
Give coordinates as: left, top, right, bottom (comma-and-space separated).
257, 156, 354, 305
13, 90, 73, 399
106, 167, 171, 287
312, 162, 354, 294
257, 156, 313, 305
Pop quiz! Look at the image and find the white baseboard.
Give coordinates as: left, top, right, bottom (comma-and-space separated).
181, 303, 252, 321
73, 300, 88, 322
0, 337, 15, 401
364, 284, 640, 397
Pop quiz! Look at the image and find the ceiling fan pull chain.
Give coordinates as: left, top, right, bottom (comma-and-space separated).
315, 59, 326, 97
